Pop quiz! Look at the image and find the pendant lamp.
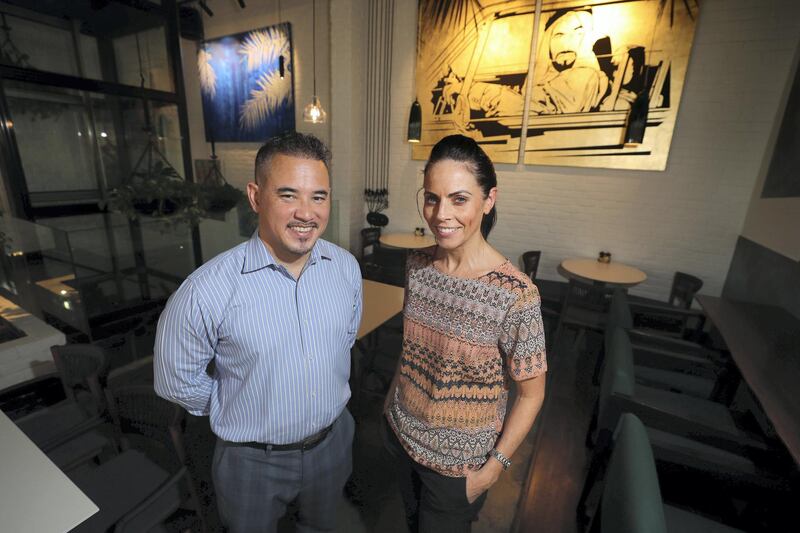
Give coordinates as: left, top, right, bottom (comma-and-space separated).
303, 0, 326, 124
407, 99, 421, 143
623, 90, 649, 146
407, 4, 422, 142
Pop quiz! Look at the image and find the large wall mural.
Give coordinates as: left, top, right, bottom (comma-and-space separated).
198, 23, 295, 143
412, 0, 699, 170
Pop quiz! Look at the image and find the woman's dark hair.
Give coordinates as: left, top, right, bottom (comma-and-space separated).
423, 134, 497, 238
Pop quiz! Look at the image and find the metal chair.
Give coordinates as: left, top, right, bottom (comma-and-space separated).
68, 385, 205, 533
579, 327, 785, 527
588, 413, 746, 533
628, 272, 705, 339
521, 250, 562, 342
554, 279, 613, 353
372, 245, 407, 286
360, 227, 382, 279
595, 289, 721, 396
14, 344, 111, 472
522, 250, 542, 280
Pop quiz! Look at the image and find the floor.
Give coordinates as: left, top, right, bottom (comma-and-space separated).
10, 308, 795, 532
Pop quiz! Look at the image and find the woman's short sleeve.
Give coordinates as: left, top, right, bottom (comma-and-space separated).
499, 283, 547, 380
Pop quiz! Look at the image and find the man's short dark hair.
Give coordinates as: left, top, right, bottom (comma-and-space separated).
254, 132, 332, 185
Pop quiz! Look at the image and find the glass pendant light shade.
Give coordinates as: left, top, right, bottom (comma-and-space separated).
303, 95, 327, 124
304, 0, 325, 125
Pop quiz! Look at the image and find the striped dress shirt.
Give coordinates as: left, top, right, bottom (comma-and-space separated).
154, 232, 363, 444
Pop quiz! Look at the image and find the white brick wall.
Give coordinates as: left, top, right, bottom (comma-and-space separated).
378, 0, 800, 300
329, 0, 368, 252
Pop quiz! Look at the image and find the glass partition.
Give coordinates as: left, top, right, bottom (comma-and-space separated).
4, 80, 185, 207
0, 3, 174, 91
0, 212, 212, 340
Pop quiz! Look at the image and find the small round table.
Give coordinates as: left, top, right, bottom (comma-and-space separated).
379, 232, 436, 249
559, 258, 647, 288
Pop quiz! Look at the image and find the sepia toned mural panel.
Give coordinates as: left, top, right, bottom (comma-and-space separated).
524, 0, 698, 170
412, 0, 699, 170
412, 0, 536, 164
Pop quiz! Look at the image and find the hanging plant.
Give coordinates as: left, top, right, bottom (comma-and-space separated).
104, 160, 202, 226
198, 181, 244, 214
195, 145, 245, 215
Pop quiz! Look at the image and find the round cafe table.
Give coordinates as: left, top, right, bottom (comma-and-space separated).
559, 258, 647, 288
379, 232, 436, 249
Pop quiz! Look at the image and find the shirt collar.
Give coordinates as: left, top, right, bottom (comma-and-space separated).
242, 231, 331, 274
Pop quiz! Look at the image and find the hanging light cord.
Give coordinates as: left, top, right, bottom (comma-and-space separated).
312, 0, 317, 97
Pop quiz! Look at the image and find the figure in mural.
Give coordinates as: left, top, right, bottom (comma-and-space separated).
440, 7, 610, 126
530, 8, 609, 114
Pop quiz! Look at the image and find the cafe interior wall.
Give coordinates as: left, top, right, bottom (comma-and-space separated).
382, 0, 800, 301
723, 36, 800, 319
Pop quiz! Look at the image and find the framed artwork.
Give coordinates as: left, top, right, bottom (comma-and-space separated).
412, 0, 699, 171
198, 22, 295, 142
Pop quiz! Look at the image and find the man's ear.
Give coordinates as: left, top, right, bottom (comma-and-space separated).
246, 182, 260, 213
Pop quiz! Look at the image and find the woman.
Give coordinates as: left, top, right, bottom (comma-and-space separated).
384, 134, 547, 532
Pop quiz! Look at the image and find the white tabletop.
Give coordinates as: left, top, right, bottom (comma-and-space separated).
559, 258, 647, 287
379, 232, 436, 249
358, 280, 405, 339
0, 410, 98, 532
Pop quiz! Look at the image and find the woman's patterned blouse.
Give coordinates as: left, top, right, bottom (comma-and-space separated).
386, 247, 547, 477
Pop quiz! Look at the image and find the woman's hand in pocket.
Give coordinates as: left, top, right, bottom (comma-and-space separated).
464, 460, 502, 503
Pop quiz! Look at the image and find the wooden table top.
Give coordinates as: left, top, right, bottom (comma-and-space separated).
697, 295, 800, 464
559, 258, 647, 287
0, 411, 98, 532
357, 279, 404, 339
379, 232, 436, 249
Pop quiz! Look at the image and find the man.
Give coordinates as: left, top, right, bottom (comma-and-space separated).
154, 132, 363, 532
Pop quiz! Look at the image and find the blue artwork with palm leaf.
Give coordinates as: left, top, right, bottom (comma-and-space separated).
198, 23, 295, 142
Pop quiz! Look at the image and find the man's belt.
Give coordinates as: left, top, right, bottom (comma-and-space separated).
234, 423, 334, 452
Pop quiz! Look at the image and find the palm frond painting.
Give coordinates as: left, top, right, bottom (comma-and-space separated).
240, 70, 292, 130
239, 27, 290, 72
199, 22, 295, 142
198, 49, 216, 98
